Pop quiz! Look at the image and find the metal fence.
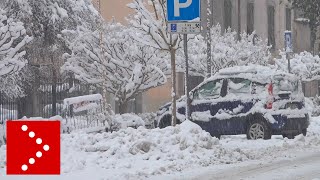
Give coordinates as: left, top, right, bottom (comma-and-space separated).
0, 94, 18, 124
0, 79, 92, 123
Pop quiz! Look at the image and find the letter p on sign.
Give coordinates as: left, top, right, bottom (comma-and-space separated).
174, 0, 192, 17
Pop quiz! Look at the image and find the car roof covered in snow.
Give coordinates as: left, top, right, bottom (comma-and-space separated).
196, 65, 298, 89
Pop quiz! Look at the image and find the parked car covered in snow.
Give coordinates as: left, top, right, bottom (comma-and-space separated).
156, 65, 309, 140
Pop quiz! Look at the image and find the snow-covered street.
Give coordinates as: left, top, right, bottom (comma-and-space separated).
178, 151, 320, 180
1, 117, 320, 180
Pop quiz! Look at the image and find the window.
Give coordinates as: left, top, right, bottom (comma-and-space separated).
194, 80, 223, 99
273, 77, 298, 94
228, 78, 252, 94
247, 2, 254, 34
224, 0, 232, 30
286, 8, 292, 31
267, 5, 275, 50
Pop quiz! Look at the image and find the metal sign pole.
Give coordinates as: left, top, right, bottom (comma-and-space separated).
167, 0, 201, 123
184, 34, 191, 120
287, 53, 291, 73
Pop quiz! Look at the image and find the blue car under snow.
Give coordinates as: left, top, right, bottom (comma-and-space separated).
156, 66, 309, 140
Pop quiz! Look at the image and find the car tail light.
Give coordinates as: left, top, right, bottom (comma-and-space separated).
266, 83, 273, 109
266, 101, 273, 109
268, 83, 273, 95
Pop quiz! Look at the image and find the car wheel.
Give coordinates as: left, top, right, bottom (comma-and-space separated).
246, 118, 271, 140
158, 115, 172, 129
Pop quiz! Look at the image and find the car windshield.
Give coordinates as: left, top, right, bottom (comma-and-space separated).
194, 80, 223, 99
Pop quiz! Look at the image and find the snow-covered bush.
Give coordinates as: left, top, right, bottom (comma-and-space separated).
181, 25, 271, 77
305, 96, 320, 116
138, 113, 157, 129
275, 51, 320, 81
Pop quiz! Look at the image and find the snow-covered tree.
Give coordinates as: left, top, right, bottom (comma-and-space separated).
2, 0, 101, 113
127, 0, 183, 125
183, 25, 271, 77
275, 51, 320, 81
62, 23, 167, 114
0, 7, 32, 98
2, 0, 100, 75
0, 8, 31, 76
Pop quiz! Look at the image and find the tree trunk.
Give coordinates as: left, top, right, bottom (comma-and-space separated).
118, 101, 128, 115
170, 48, 177, 126
206, 0, 212, 78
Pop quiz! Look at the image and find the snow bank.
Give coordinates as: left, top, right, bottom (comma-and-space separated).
59, 121, 250, 179
111, 113, 145, 131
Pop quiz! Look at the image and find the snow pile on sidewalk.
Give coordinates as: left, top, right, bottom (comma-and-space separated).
60, 120, 250, 179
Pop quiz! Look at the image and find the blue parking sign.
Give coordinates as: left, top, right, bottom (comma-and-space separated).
171, 24, 177, 32
285, 31, 293, 52
167, 0, 200, 22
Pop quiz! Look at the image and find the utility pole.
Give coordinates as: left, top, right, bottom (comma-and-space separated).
184, 34, 191, 120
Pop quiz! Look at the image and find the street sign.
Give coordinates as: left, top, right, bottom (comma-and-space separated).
284, 31, 293, 52
168, 22, 201, 34
167, 0, 200, 22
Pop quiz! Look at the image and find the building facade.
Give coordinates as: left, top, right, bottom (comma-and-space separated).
201, 0, 316, 54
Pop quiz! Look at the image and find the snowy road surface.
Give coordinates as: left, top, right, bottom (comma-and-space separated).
189, 152, 320, 180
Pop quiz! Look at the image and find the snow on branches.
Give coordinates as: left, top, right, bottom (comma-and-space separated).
0, 8, 32, 77
275, 51, 320, 81
127, 0, 182, 51
62, 23, 167, 113
184, 24, 271, 77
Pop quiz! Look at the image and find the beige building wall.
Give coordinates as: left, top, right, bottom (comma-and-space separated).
93, 0, 133, 23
